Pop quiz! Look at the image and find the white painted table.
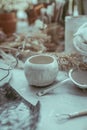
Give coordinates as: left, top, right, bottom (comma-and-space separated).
9, 69, 87, 130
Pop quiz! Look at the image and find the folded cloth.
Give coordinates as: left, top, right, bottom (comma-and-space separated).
74, 22, 87, 43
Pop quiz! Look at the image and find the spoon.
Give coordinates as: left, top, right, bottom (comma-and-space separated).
36, 78, 70, 96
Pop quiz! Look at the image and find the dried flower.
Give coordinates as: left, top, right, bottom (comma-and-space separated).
0, 0, 27, 13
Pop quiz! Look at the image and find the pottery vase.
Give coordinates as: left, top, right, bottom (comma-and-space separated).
0, 12, 17, 36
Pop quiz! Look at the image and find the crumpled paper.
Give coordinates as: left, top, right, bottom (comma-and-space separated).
0, 82, 40, 130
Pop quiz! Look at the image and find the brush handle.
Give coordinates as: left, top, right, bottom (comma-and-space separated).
69, 111, 87, 118
68, 0, 73, 15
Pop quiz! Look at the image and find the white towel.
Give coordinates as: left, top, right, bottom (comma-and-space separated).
74, 22, 87, 42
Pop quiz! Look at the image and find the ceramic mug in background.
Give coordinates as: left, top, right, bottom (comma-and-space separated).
24, 54, 58, 87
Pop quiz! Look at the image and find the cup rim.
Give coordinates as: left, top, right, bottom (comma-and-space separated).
27, 54, 56, 65
69, 68, 87, 89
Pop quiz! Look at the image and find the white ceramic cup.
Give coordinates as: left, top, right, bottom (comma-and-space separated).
24, 54, 58, 87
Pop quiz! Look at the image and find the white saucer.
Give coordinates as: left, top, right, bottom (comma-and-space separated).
73, 38, 87, 56
69, 69, 87, 89
0, 62, 12, 86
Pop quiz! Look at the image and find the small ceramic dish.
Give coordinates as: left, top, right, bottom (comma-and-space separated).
24, 54, 58, 87
69, 68, 87, 89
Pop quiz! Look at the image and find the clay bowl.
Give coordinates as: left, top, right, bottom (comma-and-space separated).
24, 54, 58, 87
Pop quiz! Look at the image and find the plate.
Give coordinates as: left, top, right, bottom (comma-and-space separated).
69, 69, 87, 89
0, 62, 12, 86
73, 38, 87, 56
